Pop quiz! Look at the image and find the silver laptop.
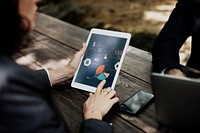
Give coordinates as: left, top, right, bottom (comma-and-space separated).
151, 72, 200, 128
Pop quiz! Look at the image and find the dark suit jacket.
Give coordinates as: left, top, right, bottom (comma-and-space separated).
0, 55, 112, 133
152, 0, 200, 72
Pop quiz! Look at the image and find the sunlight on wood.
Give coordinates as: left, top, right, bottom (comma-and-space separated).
144, 11, 172, 22
41, 58, 70, 69
143, 3, 175, 22
156, 4, 175, 11
15, 53, 42, 70
16, 53, 71, 70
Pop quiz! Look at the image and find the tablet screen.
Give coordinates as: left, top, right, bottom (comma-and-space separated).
74, 33, 127, 88
71, 28, 131, 92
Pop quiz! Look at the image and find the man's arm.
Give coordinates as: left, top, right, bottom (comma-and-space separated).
151, 0, 193, 73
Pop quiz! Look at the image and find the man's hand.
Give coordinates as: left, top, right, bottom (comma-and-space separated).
165, 68, 185, 77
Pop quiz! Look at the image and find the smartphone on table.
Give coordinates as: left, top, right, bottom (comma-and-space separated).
119, 90, 154, 115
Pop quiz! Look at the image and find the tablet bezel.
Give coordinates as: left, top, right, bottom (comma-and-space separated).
71, 28, 131, 92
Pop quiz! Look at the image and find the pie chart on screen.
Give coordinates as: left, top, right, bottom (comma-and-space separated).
96, 65, 110, 80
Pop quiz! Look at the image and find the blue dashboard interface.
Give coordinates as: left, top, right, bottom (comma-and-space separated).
75, 33, 127, 88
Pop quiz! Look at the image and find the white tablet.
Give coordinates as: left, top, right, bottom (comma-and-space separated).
71, 28, 131, 92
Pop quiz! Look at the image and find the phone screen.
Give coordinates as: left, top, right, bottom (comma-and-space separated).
119, 90, 154, 115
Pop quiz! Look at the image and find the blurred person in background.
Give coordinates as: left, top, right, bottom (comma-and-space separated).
152, 0, 200, 76
0, 0, 119, 132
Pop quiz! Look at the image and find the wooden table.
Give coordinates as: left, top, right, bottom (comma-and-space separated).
14, 13, 183, 133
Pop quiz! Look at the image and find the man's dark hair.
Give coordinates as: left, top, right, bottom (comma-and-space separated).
0, 0, 31, 56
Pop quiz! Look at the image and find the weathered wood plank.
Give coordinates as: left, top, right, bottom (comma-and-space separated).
13, 53, 43, 70
34, 13, 152, 83
35, 13, 89, 50
124, 46, 152, 83
20, 31, 77, 70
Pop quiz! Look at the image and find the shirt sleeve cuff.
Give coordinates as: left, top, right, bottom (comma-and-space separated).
161, 68, 166, 74
43, 68, 53, 86
80, 119, 112, 133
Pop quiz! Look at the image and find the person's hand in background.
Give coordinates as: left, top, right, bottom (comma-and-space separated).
165, 68, 185, 77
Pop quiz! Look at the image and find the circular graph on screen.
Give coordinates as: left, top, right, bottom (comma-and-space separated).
96, 65, 110, 80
